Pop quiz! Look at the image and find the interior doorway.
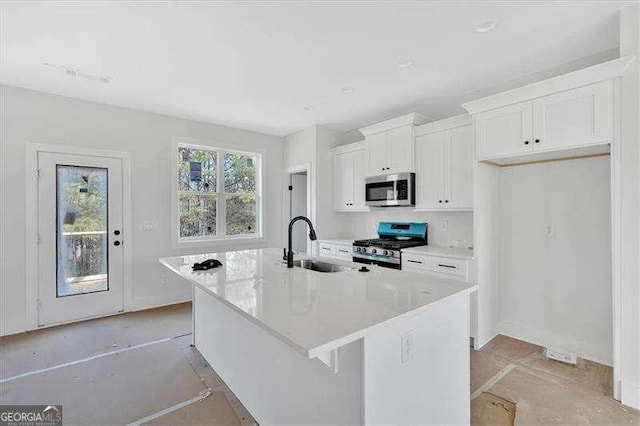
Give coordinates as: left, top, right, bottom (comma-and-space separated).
284, 164, 311, 255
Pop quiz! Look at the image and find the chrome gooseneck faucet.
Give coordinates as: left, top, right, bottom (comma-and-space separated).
287, 216, 317, 268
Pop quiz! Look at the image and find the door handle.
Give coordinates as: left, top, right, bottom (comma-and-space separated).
113, 241, 121, 247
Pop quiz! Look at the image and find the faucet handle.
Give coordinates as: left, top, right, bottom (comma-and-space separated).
283, 248, 287, 261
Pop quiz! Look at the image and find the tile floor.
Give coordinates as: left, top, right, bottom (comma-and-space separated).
1, 303, 638, 425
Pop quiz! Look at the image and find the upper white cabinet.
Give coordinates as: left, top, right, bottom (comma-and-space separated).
475, 100, 533, 159
331, 142, 368, 212
414, 115, 473, 210
532, 81, 613, 151
360, 113, 427, 176
467, 78, 616, 165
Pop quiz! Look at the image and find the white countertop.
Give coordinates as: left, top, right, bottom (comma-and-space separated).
402, 245, 475, 260
160, 248, 476, 359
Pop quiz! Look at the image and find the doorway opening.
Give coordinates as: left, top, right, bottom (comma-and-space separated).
285, 164, 311, 255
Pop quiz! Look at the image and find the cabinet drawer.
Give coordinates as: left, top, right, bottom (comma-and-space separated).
318, 243, 336, 257
402, 253, 429, 270
429, 256, 466, 277
335, 245, 353, 259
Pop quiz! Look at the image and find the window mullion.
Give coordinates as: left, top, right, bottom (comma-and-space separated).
217, 150, 225, 237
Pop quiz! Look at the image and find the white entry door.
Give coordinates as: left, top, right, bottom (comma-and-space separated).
37, 152, 124, 326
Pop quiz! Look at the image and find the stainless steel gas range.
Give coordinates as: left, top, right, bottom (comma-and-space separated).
352, 222, 428, 270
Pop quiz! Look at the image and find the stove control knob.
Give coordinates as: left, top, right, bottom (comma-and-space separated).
371, 248, 377, 254
383, 250, 389, 256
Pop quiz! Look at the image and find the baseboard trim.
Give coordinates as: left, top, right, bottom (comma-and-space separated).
0, 293, 192, 337
129, 293, 192, 312
496, 321, 612, 366
0, 320, 31, 337
621, 381, 640, 410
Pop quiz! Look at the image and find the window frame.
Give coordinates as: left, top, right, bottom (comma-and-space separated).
171, 139, 264, 248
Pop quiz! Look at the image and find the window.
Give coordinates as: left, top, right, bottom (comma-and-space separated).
176, 144, 261, 242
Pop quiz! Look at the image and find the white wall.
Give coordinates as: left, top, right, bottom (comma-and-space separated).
283, 125, 351, 245
497, 156, 612, 365
343, 210, 473, 248
618, 3, 640, 409
0, 85, 284, 336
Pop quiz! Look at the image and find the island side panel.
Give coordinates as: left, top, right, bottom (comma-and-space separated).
193, 287, 363, 425
363, 292, 471, 425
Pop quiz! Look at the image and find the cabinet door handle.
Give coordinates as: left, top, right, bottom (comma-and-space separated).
438, 200, 443, 203
535, 139, 540, 143
437, 263, 457, 269
444, 200, 449, 203
524, 140, 530, 145
322, 247, 331, 251
407, 259, 423, 264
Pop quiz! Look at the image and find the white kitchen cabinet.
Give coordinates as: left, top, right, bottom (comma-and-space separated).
386, 125, 414, 174
402, 252, 472, 283
475, 100, 533, 160
365, 125, 415, 176
414, 117, 472, 211
402, 249, 476, 339
446, 125, 473, 209
332, 142, 368, 212
359, 113, 427, 177
317, 241, 353, 260
366, 132, 388, 175
415, 131, 445, 209
473, 81, 613, 162
532, 80, 613, 151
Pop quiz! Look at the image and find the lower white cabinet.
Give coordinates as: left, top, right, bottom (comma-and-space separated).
402, 252, 472, 282
402, 251, 476, 339
318, 241, 352, 260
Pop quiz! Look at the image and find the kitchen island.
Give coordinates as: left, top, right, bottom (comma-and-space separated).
160, 248, 477, 425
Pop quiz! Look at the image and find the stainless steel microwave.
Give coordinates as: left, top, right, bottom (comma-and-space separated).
365, 172, 415, 207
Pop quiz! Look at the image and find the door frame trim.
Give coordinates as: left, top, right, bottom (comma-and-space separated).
283, 163, 313, 255
25, 143, 132, 329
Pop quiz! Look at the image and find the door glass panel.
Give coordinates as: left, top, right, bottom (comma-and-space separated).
56, 165, 108, 297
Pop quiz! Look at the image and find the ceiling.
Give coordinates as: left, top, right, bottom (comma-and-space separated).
0, 1, 633, 137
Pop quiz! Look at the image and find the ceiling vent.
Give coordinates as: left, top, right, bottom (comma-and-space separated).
46, 63, 112, 84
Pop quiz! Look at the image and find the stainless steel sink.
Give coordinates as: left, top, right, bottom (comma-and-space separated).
293, 259, 351, 273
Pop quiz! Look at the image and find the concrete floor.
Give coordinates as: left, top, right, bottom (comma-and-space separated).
1, 303, 638, 425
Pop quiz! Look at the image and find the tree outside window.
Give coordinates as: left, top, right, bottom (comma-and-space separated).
177, 145, 259, 240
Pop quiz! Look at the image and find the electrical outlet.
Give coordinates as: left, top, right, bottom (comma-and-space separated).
401, 330, 414, 363
160, 275, 168, 286
442, 219, 448, 231
143, 221, 159, 231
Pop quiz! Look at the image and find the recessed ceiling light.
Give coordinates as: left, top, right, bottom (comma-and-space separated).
397, 59, 414, 69
341, 87, 355, 94
475, 19, 499, 33
303, 104, 313, 111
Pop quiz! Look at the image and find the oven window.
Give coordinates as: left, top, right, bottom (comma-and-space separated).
366, 181, 396, 201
